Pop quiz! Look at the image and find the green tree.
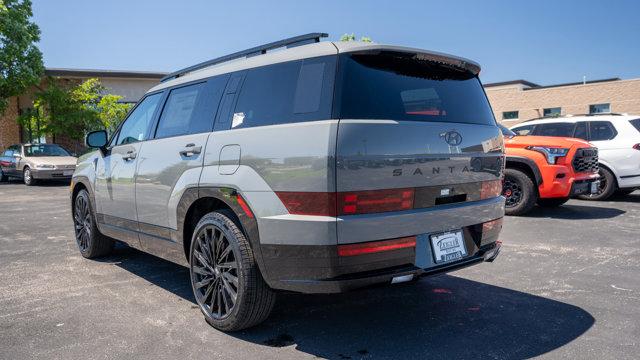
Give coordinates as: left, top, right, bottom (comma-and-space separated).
0, 0, 44, 113
18, 78, 132, 141
340, 33, 372, 43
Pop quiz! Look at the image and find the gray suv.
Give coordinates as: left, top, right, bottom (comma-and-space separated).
71, 33, 505, 331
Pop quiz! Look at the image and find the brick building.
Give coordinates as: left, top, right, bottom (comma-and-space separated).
484, 77, 640, 125
0, 68, 166, 152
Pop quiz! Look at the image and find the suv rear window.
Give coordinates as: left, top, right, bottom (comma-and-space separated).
629, 118, 640, 132
335, 52, 496, 125
589, 121, 617, 141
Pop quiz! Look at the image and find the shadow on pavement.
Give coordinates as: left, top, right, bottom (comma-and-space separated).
107, 246, 594, 360
523, 203, 624, 219
608, 192, 640, 203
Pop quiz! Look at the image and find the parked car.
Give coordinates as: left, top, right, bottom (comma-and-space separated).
0, 143, 77, 185
498, 125, 600, 215
70, 33, 505, 331
511, 114, 640, 200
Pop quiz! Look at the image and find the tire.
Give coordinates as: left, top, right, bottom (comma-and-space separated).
578, 167, 616, 201
73, 189, 114, 258
537, 197, 570, 207
23, 167, 36, 186
503, 168, 537, 216
616, 188, 637, 196
189, 210, 275, 332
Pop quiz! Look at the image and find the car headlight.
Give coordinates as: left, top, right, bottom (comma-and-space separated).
35, 164, 55, 169
526, 146, 569, 164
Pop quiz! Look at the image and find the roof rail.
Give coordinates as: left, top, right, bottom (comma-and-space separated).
161, 33, 329, 83
525, 112, 626, 121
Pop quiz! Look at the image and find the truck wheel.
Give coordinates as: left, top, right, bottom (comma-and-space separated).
578, 167, 616, 201
503, 168, 537, 216
189, 210, 275, 331
73, 189, 114, 258
537, 197, 569, 207
23, 167, 36, 186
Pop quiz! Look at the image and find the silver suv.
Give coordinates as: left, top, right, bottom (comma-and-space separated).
71, 33, 505, 331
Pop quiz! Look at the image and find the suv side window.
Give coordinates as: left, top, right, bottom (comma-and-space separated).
231, 56, 335, 129
512, 124, 534, 135
573, 122, 588, 140
534, 122, 575, 137
155, 83, 205, 138
589, 121, 617, 141
115, 93, 163, 145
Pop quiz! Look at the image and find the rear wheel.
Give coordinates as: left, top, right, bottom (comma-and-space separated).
537, 197, 569, 207
23, 167, 36, 186
73, 189, 114, 258
578, 167, 616, 201
503, 168, 537, 216
190, 210, 275, 331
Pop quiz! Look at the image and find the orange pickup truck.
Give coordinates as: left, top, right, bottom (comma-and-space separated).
499, 125, 600, 215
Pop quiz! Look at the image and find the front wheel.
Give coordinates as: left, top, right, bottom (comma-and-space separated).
73, 189, 114, 258
578, 167, 616, 201
23, 167, 36, 186
190, 210, 275, 331
503, 168, 537, 216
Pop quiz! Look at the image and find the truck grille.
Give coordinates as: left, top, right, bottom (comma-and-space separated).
572, 148, 599, 173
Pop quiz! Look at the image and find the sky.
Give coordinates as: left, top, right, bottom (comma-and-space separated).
32, 0, 640, 85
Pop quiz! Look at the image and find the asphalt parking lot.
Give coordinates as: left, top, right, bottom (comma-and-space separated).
0, 181, 638, 360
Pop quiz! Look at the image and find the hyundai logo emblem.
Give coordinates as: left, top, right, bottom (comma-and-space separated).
442, 131, 463, 146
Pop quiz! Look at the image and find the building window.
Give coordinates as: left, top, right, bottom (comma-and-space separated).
543, 107, 561, 117
502, 111, 519, 120
589, 103, 610, 114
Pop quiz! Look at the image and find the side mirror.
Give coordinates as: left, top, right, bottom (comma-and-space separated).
86, 130, 108, 150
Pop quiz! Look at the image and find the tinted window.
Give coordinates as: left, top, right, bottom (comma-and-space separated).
589, 103, 610, 114
503, 111, 519, 120
155, 83, 205, 138
573, 122, 588, 140
231, 56, 335, 129
512, 125, 534, 135
24, 144, 70, 157
629, 118, 640, 133
116, 93, 162, 145
543, 107, 561, 117
336, 53, 496, 125
589, 121, 617, 141
534, 123, 575, 137
2, 149, 13, 156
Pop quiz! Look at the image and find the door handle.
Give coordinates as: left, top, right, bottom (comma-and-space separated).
122, 150, 137, 161
180, 144, 202, 157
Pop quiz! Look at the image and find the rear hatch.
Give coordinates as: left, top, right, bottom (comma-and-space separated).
334, 50, 504, 242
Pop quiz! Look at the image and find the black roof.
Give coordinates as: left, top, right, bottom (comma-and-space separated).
45, 68, 167, 79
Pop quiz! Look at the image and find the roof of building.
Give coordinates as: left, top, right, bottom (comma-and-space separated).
44, 68, 167, 79
484, 77, 622, 90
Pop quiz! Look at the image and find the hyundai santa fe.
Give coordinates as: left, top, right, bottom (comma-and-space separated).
70, 33, 505, 331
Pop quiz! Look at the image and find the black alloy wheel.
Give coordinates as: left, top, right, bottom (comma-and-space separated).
189, 210, 275, 331
578, 167, 616, 201
191, 224, 240, 320
74, 192, 92, 253
503, 177, 523, 208
72, 189, 113, 258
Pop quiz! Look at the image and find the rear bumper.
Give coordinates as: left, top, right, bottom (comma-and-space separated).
261, 220, 502, 294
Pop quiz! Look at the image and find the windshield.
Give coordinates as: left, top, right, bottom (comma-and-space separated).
335, 52, 496, 125
24, 144, 71, 157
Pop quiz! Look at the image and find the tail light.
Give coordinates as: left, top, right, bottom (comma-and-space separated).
633, 144, 640, 151
337, 188, 414, 215
275, 192, 336, 216
338, 236, 416, 257
481, 180, 502, 200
